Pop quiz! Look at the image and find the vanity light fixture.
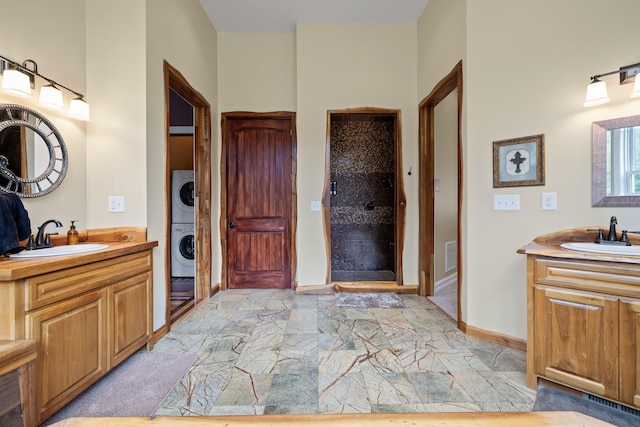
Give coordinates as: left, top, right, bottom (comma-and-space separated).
0, 54, 90, 120
584, 62, 640, 107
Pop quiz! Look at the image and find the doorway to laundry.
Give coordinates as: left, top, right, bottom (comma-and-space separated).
168, 89, 195, 321
325, 108, 406, 285
164, 61, 213, 327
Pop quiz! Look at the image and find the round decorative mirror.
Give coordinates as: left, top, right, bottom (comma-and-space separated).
0, 104, 68, 197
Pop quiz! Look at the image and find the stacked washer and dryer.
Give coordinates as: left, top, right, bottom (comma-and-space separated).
171, 170, 195, 278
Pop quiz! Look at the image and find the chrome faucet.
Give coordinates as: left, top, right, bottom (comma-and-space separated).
34, 219, 63, 247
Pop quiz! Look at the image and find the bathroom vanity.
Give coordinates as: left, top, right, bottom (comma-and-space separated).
0, 227, 157, 425
519, 227, 640, 410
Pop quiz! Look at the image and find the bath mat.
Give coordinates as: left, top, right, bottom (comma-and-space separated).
336, 292, 406, 309
42, 351, 197, 425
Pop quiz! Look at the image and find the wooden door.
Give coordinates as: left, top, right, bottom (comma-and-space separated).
225, 114, 293, 289
533, 285, 619, 399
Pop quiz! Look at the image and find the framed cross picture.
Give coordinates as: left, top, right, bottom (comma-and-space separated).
493, 134, 545, 188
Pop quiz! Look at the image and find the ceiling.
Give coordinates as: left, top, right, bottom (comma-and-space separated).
199, 0, 429, 33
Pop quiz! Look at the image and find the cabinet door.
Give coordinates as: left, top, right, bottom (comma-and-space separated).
26, 289, 106, 421
620, 298, 640, 407
109, 272, 152, 368
534, 285, 618, 399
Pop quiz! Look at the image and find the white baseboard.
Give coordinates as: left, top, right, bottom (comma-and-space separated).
434, 273, 457, 294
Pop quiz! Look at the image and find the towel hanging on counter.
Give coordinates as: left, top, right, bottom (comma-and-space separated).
0, 193, 31, 255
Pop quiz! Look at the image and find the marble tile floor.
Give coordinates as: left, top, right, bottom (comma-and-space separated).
428, 281, 458, 320
152, 289, 535, 417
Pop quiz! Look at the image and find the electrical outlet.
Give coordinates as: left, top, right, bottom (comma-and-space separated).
542, 192, 557, 210
108, 196, 125, 213
494, 194, 520, 210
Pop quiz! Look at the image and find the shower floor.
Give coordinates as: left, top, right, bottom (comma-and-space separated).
332, 270, 396, 282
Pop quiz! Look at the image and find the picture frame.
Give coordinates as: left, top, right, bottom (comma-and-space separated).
493, 134, 545, 188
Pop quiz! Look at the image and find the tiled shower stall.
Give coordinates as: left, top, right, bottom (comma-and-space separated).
329, 114, 396, 282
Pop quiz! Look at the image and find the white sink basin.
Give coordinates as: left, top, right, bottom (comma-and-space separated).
10, 244, 109, 258
561, 242, 640, 256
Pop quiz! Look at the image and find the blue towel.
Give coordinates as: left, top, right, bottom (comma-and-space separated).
0, 193, 31, 255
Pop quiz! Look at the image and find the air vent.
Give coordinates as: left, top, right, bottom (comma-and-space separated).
445, 241, 457, 272
584, 392, 640, 417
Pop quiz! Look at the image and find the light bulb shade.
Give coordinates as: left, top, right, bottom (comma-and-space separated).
584, 79, 610, 107
1, 68, 32, 98
68, 97, 90, 121
38, 84, 64, 110
631, 77, 640, 98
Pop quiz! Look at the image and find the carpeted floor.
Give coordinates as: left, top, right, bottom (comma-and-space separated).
533, 387, 640, 427
42, 351, 197, 425
335, 292, 406, 308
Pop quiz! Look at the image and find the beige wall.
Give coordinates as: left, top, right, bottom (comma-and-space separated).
1, 0, 218, 331
217, 33, 296, 283
218, 33, 296, 112
87, 0, 219, 330
146, 0, 218, 329
0, 0, 88, 230
218, 25, 419, 286
418, 0, 640, 340
296, 23, 419, 285
417, 0, 466, 97
418, 0, 467, 313
86, 0, 147, 228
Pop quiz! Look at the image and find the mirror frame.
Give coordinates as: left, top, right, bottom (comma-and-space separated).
592, 114, 640, 207
0, 104, 68, 198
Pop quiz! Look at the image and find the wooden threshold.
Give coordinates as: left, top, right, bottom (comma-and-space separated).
296, 283, 418, 295
334, 282, 418, 294
48, 411, 615, 426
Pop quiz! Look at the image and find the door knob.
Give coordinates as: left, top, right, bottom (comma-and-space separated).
229, 221, 236, 229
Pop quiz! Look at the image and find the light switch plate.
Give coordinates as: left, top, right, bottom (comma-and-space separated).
494, 194, 520, 210
108, 196, 125, 213
310, 201, 321, 211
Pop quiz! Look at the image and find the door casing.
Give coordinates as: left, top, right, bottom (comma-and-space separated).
418, 61, 463, 326
163, 61, 213, 327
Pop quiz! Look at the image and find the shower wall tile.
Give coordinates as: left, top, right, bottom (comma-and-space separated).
331, 224, 394, 272
331, 119, 395, 174
330, 206, 394, 225
330, 173, 394, 210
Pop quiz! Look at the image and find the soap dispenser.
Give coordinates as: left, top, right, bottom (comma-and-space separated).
67, 220, 79, 245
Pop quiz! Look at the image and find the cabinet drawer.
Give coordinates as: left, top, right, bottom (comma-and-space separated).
534, 257, 640, 298
25, 251, 152, 311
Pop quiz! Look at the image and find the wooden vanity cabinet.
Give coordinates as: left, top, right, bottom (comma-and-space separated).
527, 255, 640, 409
0, 242, 155, 425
